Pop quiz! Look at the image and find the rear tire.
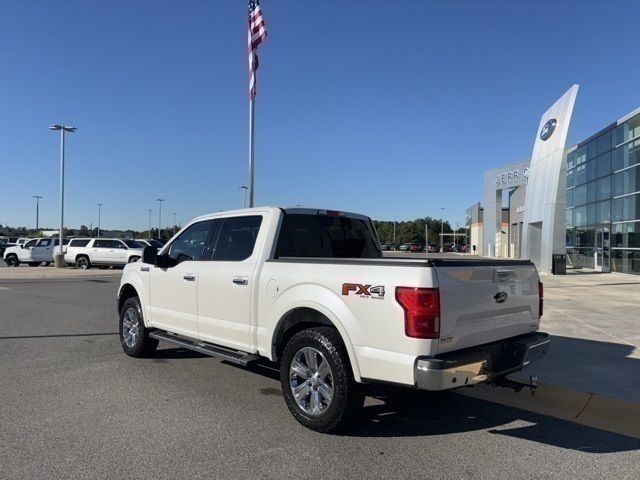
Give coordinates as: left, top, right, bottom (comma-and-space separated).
42, 262, 51, 266
128, 256, 140, 263
5, 255, 19, 267
119, 296, 158, 357
280, 327, 364, 433
76, 255, 91, 270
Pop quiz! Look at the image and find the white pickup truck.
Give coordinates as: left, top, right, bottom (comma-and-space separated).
118, 207, 548, 432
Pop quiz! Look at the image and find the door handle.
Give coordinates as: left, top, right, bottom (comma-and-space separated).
183, 274, 196, 282
233, 277, 248, 286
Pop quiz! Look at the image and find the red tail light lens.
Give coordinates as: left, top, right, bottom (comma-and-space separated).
395, 287, 440, 339
538, 281, 544, 318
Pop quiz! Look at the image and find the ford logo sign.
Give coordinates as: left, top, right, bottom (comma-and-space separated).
540, 118, 557, 141
493, 291, 508, 304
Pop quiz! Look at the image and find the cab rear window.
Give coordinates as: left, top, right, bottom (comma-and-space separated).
275, 214, 381, 258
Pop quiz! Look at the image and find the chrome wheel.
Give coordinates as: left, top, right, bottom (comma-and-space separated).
289, 347, 334, 416
122, 307, 140, 349
77, 257, 88, 269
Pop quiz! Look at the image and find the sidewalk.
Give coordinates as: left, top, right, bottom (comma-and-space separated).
462, 269, 640, 438
0, 264, 122, 281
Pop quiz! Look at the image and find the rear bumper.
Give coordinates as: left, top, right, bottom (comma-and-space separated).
414, 332, 550, 391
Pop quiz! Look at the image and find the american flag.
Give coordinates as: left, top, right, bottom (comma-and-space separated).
248, 0, 267, 99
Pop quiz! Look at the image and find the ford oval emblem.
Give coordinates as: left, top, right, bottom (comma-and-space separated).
493, 291, 508, 304
540, 118, 557, 141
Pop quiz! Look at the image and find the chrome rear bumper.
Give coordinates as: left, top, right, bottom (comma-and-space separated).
415, 332, 550, 391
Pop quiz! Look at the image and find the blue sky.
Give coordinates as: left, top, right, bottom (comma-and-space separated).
1, 0, 639, 231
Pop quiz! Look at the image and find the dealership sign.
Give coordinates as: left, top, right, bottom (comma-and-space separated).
540, 118, 557, 141
495, 167, 529, 186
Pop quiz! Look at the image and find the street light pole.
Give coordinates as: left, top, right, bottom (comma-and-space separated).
173, 212, 177, 236
240, 186, 248, 208
439, 207, 446, 253
49, 124, 76, 268
97, 203, 103, 238
156, 199, 164, 240
33, 195, 42, 232
148, 209, 152, 240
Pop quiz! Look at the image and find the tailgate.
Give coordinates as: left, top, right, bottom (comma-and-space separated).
434, 261, 540, 354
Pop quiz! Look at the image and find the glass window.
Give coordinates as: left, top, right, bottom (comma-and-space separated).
596, 152, 611, 178
587, 181, 597, 204
596, 176, 611, 201
567, 151, 576, 170
622, 193, 640, 221
168, 220, 216, 263
587, 140, 597, 160
596, 200, 610, 224
612, 139, 640, 172
566, 188, 574, 207
614, 115, 640, 146
93, 240, 109, 248
573, 184, 587, 206
69, 239, 90, 247
612, 198, 624, 222
566, 208, 574, 228
275, 213, 382, 258
574, 163, 587, 186
567, 168, 575, 188
613, 171, 624, 197
24, 239, 37, 248
587, 160, 598, 182
124, 240, 143, 248
574, 206, 587, 227
575, 146, 587, 165
38, 239, 51, 246
596, 131, 612, 156
587, 203, 596, 225
214, 216, 263, 261
611, 249, 640, 275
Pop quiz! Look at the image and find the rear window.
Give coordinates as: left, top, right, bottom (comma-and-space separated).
70, 239, 90, 247
275, 214, 381, 258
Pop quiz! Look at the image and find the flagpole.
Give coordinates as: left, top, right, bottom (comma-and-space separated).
248, 93, 255, 208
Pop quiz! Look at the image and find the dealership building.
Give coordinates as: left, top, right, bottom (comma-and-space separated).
467, 85, 640, 275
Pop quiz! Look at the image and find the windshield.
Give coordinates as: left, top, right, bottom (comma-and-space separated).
124, 240, 143, 249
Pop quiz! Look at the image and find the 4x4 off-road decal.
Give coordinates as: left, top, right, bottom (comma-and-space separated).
341, 283, 385, 299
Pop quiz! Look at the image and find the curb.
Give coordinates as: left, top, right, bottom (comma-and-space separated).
456, 381, 640, 440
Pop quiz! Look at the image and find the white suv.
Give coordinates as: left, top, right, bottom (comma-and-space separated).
65, 238, 144, 269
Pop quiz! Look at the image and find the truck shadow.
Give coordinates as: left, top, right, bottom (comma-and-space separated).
339, 385, 640, 453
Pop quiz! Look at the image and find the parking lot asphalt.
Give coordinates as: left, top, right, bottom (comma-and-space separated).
1, 277, 639, 479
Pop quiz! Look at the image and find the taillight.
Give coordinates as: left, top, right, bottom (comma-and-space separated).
395, 287, 440, 339
538, 281, 544, 318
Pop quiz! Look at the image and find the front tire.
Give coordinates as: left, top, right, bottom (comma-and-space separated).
119, 296, 158, 357
5, 254, 19, 267
76, 255, 91, 270
280, 327, 364, 433
128, 256, 140, 263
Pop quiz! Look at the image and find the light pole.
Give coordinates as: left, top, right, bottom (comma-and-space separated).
49, 124, 76, 268
240, 186, 248, 208
156, 199, 164, 240
148, 209, 152, 239
173, 212, 177, 236
33, 195, 42, 232
97, 203, 103, 238
439, 207, 446, 252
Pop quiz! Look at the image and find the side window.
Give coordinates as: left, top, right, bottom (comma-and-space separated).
25, 239, 37, 248
115, 241, 127, 249
213, 216, 262, 261
70, 239, 90, 247
39, 239, 51, 247
93, 240, 108, 248
168, 220, 216, 263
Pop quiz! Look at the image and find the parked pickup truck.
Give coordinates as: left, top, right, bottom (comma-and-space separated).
117, 207, 548, 432
3, 237, 69, 267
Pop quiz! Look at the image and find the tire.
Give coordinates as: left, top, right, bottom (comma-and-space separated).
28, 262, 40, 267
280, 327, 364, 433
5, 254, 19, 267
76, 255, 91, 270
119, 296, 158, 357
128, 256, 140, 263
42, 262, 51, 266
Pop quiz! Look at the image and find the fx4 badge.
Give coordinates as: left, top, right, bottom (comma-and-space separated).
342, 283, 385, 299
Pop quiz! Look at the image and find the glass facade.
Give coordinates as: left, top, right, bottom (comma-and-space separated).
566, 111, 640, 274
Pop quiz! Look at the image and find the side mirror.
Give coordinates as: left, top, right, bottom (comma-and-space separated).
142, 246, 157, 265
